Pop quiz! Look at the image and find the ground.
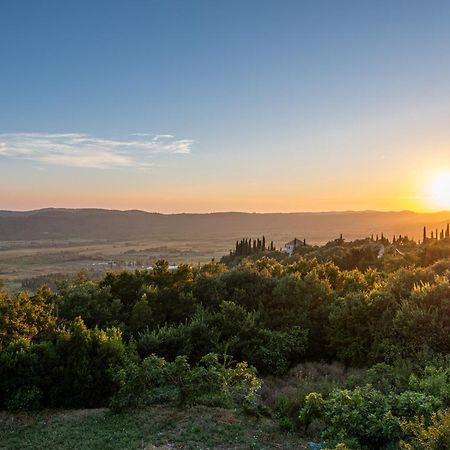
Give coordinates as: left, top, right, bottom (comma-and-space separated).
0, 237, 232, 290
0, 405, 308, 450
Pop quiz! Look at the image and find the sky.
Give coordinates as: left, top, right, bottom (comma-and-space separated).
1, 0, 450, 213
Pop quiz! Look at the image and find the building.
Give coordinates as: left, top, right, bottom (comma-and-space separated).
284, 238, 304, 255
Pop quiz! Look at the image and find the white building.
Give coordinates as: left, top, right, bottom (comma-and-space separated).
284, 238, 304, 256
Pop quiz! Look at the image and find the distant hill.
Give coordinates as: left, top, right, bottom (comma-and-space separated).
0, 208, 449, 244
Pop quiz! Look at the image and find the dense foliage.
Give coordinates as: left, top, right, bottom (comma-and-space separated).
1, 236, 450, 449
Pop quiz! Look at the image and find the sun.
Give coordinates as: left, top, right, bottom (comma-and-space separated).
426, 171, 450, 210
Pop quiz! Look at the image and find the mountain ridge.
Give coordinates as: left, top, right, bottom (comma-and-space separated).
1, 208, 449, 243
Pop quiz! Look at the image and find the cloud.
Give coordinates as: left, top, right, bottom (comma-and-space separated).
0, 132, 193, 169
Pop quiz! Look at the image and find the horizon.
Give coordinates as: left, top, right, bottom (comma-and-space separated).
2, 206, 450, 216
1, 1, 450, 212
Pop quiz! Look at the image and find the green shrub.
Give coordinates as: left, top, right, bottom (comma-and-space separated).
110, 352, 261, 412
366, 362, 412, 394
236, 326, 307, 376
298, 392, 325, 432
0, 317, 129, 409
110, 355, 177, 411
409, 366, 450, 406
6, 385, 42, 411
0, 339, 57, 408
49, 318, 129, 407
320, 385, 402, 449
137, 324, 194, 360
393, 391, 441, 420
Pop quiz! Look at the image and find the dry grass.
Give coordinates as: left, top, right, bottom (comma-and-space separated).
0, 237, 231, 285
261, 361, 365, 411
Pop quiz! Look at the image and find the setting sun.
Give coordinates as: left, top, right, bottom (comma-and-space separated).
427, 171, 450, 210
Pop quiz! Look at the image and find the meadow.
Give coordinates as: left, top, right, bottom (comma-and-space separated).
0, 237, 231, 290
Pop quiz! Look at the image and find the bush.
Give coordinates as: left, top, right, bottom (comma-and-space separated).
49, 318, 130, 407
393, 391, 441, 420
0, 339, 58, 409
366, 363, 412, 394
6, 385, 42, 411
401, 409, 450, 450
0, 317, 129, 409
110, 353, 262, 412
137, 324, 194, 361
299, 392, 325, 432
110, 355, 177, 411
320, 385, 402, 449
236, 326, 307, 376
409, 366, 450, 406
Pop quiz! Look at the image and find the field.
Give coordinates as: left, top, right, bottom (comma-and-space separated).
0, 237, 232, 290
2, 209, 450, 290
0, 405, 306, 450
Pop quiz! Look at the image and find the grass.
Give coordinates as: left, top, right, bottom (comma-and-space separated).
0, 237, 231, 288
0, 405, 308, 450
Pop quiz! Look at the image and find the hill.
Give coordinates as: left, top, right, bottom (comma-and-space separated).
1, 208, 449, 244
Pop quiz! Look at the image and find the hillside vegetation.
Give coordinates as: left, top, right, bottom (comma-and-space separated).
1, 234, 450, 449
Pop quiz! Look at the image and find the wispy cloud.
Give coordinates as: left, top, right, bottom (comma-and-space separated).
0, 133, 193, 169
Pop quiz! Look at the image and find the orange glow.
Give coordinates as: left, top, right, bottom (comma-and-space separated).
426, 171, 450, 210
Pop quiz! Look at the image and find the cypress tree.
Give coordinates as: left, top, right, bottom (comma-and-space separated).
423, 227, 427, 244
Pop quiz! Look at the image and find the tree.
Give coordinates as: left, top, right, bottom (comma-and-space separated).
0, 287, 55, 349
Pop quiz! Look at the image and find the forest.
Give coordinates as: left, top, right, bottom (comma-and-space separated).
1, 232, 450, 449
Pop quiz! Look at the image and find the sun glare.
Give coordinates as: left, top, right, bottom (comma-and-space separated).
427, 171, 450, 210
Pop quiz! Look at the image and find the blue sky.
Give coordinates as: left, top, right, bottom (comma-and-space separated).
1, 1, 450, 211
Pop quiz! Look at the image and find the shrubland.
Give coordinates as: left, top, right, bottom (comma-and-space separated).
1, 237, 450, 449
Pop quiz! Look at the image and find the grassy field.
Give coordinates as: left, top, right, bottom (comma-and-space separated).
0, 237, 234, 289
0, 405, 307, 450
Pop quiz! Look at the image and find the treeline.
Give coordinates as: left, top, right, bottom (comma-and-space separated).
423, 223, 450, 242
232, 235, 275, 256
2, 256, 450, 380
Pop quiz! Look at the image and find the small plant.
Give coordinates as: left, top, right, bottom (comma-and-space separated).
299, 392, 325, 432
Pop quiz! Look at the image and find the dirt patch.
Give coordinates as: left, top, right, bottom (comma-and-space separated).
143, 446, 175, 450
0, 408, 108, 428
52, 408, 108, 422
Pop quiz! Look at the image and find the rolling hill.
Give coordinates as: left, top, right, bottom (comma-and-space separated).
0, 208, 449, 244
